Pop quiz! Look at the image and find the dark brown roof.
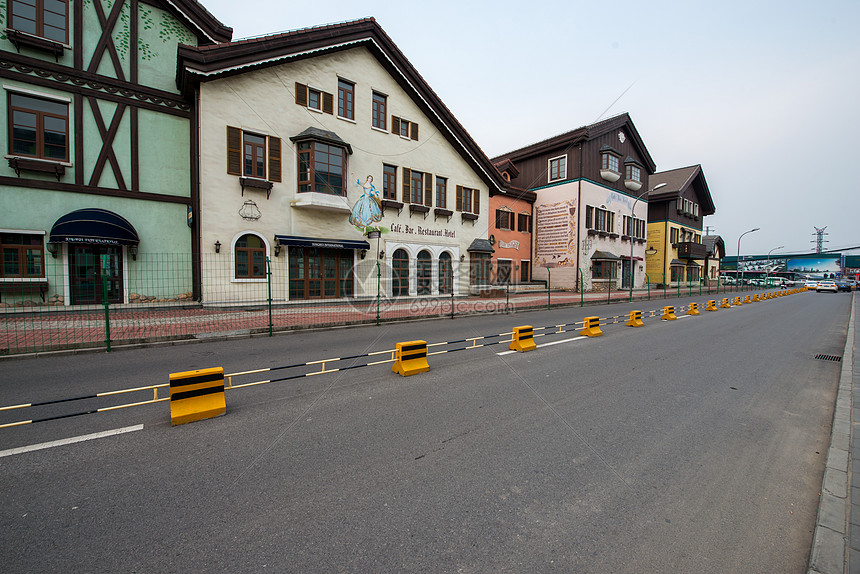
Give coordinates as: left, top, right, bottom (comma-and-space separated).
648, 164, 715, 215
167, 0, 232, 44
177, 18, 506, 193
491, 113, 657, 174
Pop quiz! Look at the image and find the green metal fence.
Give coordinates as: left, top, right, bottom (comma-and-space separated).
0, 253, 727, 356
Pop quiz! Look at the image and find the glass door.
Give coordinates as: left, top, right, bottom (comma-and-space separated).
70, 245, 123, 304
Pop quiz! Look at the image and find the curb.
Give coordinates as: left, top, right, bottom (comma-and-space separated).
808, 292, 855, 574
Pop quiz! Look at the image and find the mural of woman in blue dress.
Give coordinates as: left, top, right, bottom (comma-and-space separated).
349, 175, 384, 232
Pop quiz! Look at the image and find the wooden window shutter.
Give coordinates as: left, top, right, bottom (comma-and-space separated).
392, 116, 400, 135
456, 185, 463, 211
495, 210, 502, 229
411, 123, 419, 141
322, 92, 334, 115
295, 83, 308, 106
473, 190, 480, 215
268, 137, 282, 182
423, 173, 432, 207
402, 167, 411, 202
227, 126, 241, 176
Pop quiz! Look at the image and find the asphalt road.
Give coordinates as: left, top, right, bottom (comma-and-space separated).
0, 290, 851, 573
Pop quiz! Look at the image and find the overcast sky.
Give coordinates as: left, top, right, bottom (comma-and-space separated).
201, 0, 860, 256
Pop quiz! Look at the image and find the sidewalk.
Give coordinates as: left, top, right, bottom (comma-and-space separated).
808, 292, 857, 574
2, 285, 741, 356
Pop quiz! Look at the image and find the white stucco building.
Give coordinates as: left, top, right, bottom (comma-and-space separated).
177, 19, 507, 302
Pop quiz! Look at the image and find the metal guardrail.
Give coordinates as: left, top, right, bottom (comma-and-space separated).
0, 288, 806, 429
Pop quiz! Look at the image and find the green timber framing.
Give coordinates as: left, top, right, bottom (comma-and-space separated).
0, 0, 231, 306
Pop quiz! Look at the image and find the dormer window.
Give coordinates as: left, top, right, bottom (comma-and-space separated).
624, 159, 642, 191
599, 146, 621, 183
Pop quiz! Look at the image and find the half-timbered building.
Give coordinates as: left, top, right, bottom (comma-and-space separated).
0, 0, 230, 305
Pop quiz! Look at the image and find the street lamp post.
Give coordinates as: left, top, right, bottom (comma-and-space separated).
629, 183, 665, 301
766, 245, 784, 284
737, 227, 760, 288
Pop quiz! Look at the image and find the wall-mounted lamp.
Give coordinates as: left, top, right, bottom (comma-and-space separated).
274, 244, 281, 257
378, 250, 385, 259
46, 242, 59, 258
645, 246, 658, 256
460, 254, 466, 262
128, 245, 138, 261
214, 240, 221, 254
360, 250, 367, 259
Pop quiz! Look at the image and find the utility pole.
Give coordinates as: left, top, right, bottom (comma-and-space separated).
704, 225, 715, 236
812, 226, 829, 254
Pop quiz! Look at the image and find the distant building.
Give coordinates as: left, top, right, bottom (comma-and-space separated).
645, 165, 716, 286
492, 113, 656, 292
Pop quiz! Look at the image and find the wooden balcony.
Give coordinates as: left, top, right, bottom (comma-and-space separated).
677, 241, 708, 259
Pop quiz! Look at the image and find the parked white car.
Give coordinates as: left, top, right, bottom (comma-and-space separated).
816, 281, 838, 293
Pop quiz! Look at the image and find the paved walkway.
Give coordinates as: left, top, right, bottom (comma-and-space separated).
1, 285, 743, 356
808, 292, 858, 574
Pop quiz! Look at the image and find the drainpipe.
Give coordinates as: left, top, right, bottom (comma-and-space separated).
575, 143, 583, 290
191, 86, 202, 301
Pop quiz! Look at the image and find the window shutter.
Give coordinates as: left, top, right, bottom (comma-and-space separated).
227, 126, 241, 176
268, 137, 281, 182
402, 167, 411, 203
424, 173, 432, 207
411, 123, 419, 141
295, 83, 307, 106
473, 191, 480, 215
495, 210, 501, 229
456, 185, 463, 211
392, 116, 400, 135
322, 92, 334, 115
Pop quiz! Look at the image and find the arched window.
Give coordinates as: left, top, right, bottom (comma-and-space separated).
235, 234, 266, 279
417, 250, 432, 295
438, 252, 452, 295
392, 249, 409, 296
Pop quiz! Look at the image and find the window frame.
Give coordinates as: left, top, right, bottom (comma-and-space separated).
592, 260, 617, 280
8, 0, 69, 45
8, 91, 69, 162
337, 79, 355, 120
495, 209, 514, 231
601, 153, 620, 173
233, 233, 267, 280
625, 164, 641, 183
226, 126, 281, 183
242, 132, 266, 179
1, 231, 45, 279
297, 140, 348, 196
372, 91, 387, 131
548, 154, 567, 182
435, 176, 447, 209
517, 213, 532, 233
456, 186, 480, 215
382, 164, 397, 200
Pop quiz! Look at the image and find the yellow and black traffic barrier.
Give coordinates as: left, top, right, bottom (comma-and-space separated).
721, 298, 731, 308
661, 306, 677, 320
752, 294, 760, 302
169, 367, 226, 426
626, 310, 645, 327
393, 340, 430, 376
733, 296, 742, 306
580, 316, 602, 337
687, 302, 700, 316
509, 325, 537, 352
743, 295, 752, 304
706, 300, 717, 311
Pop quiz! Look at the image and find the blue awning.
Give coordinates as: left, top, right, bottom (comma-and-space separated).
275, 235, 370, 250
49, 208, 139, 246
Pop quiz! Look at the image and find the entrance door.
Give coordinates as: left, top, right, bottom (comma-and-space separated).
622, 259, 632, 288
69, 245, 123, 304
